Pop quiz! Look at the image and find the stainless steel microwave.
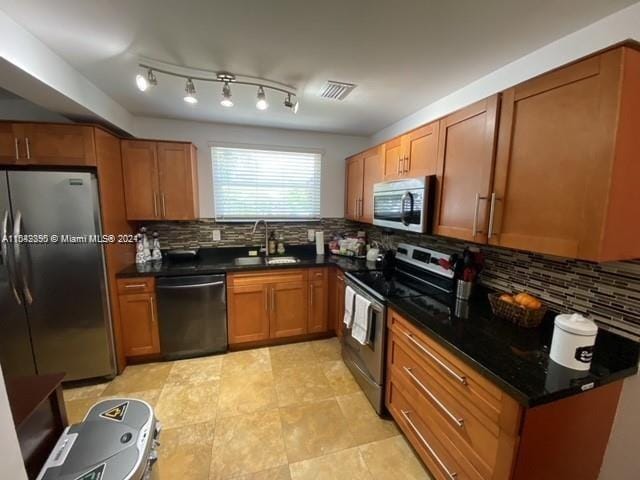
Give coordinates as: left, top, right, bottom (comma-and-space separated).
372, 176, 435, 233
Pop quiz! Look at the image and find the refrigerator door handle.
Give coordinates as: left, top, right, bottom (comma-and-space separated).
1, 210, 22, 305
13, 210, 33, 305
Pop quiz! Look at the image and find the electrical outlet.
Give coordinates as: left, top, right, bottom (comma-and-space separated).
212, 230, 221, 241
307, 229, 315, 242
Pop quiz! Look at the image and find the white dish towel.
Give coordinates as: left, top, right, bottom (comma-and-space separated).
352, 294, 372, 345
343, 286, 356, 328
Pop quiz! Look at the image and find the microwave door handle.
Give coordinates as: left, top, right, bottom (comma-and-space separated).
400, 192, 413, 226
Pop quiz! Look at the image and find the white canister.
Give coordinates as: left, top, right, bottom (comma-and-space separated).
549, 313, 598, 370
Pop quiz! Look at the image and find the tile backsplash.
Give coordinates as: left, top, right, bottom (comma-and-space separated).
142, 218, 354, 249
360, 223, 640, 341
141, 218, 640, 340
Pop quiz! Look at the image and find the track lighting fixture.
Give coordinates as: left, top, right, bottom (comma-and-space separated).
183, 78, 198, 104
136, 69, 157, 92
220, 82, 233, 107
135, 62, 299, 113
284, 93, 299, 114
256, 86, 268, 110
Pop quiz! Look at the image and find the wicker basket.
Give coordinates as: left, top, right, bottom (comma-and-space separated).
488, 293, 547, 328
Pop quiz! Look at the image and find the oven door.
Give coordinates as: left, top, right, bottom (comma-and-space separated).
373, 178, 431, 232
341, 277, 387, 413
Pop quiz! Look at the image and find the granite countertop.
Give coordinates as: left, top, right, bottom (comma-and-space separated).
388, 291, 640, 407
117, 245, 378, 277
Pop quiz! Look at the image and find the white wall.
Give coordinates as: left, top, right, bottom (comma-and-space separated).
599, 372, 640, 479
0, 366, 27, 480
0, 98, 70, 122
132, 116, 369, 218
372, 1, 640, 145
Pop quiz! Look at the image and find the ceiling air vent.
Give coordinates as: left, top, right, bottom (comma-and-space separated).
319, 80, 356, 100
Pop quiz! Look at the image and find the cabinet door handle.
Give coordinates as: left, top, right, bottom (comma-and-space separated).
14, 138, 20, 160
25, 137, 31, 160
403, 332, 467, 385
397, 157, 401, 175
264, 287, 269, 312
400, 410, 457, 480
153, 193, 159, 217
488, 192, 497, 239
405, 155, 410, 173
403, 367, 464, 428
310, 286, 314, 306
271, 287, 275, 312
161, 193, 167, 218
124, 283, 147, 289
472, 193, 489, 237
149, 296, 156, 323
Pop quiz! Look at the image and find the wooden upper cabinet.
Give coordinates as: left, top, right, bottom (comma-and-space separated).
227, 284, 270, 345
0, 123, 96, 166
490, 47, 640, 261
122, 140, 199, 221
121, 140, 160, 220
157, 142, 199, 220
270, 281, 308, 338
361, 146, 384, 223
433, 95, 499, 243
0, 123, 21, 164
402, 122, 439, 177
345, 154, 364, 221
383, 136, 403, 179
22, 124, 96, 166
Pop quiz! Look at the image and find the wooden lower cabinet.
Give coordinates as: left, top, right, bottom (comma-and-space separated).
227, 268, 331, 346
329, 267, 346, 336
387, 308, 623, 480
271, 281, 308, 338
308, 268, 329, 334
117, 277, 160, 358
227, 283, 271, 344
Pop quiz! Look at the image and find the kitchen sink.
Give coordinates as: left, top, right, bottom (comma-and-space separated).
233, 256, 265, 266
265, 256, 299, 265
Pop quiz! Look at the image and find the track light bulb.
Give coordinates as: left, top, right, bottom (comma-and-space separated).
136, 69, 157, 92
284, 93, 299, 114
184, 78, 198, 104
221, 82, 233, 107
136, 74, 148, 91
256, 86, 268, 110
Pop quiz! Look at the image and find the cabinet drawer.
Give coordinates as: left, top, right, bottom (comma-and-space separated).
388, 309, 521, 437
228, 269, 308, 287
117, 277, 155, 294
387, 377, 483, 480
390, 334, 515, 479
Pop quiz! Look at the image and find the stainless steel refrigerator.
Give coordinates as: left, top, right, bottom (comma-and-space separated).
0, 170, 116, 381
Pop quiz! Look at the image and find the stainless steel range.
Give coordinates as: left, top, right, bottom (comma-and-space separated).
341, 243, 455, 414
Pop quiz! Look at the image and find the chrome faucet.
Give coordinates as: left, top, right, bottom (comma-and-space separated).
252, 219, 269, 257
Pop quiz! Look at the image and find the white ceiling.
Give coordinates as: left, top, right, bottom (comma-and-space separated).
0, 0, 637, 135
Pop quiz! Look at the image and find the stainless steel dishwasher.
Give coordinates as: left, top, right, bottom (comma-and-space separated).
156, 274, 228, 359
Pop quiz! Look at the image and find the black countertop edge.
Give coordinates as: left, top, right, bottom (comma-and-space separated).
386, 296, 639, 408
117, 245, 378, 277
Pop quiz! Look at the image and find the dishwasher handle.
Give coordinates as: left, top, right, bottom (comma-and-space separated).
157, 281, 224, 289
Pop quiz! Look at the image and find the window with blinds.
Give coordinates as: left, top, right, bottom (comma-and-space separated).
211, 145, 322, 220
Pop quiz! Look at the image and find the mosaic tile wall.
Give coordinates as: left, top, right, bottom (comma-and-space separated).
141, 218, 640, 340
141, 218, 358, 249
358, 222, 640, 340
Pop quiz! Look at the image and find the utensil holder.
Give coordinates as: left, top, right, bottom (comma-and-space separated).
456, 280, 474, 300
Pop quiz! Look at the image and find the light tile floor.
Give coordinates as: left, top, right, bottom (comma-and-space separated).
63, 337, 432, 480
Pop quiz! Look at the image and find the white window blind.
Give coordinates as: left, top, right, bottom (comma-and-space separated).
212, 145, 321, 220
